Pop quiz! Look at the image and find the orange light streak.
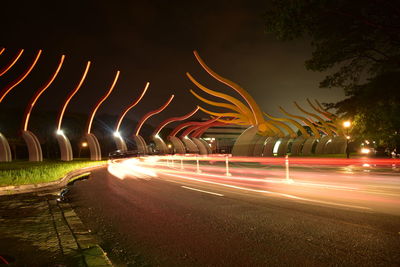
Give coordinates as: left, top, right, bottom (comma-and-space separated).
0, 48, 5, 55
180, 117, 220, 138
152, 107, 199, 136
86, 71, 120, 134
57, 61, 91, 131
0, 50, 42, 103
115, 82, 149, 132
134, 95, 174, 136
0, 49, 24, 76
22, 55, 65, 131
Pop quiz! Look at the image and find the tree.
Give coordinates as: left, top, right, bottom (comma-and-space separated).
264, 0, 400, 150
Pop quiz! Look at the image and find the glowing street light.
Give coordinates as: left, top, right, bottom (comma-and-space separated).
343, 120, 351, 158
81, 142, 88, 148
343, 121, 351, 128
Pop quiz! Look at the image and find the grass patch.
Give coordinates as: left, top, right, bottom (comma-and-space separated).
0, 160, 107, 186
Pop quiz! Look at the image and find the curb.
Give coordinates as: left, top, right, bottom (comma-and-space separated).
58, 200, 113, 266
0, 164, 107, 196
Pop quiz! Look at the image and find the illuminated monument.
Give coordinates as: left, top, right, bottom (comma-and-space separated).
134, 95, 174, 154
152, 107, 199, 154
56, 61, 91, 161
114, 82, 149, 152
187, 50, 348, 157
86, 71, 120, 160
21, 54, 65, 161
0, 49, 42, 161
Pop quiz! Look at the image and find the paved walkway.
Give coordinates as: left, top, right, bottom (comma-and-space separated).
0, 191, 112, 266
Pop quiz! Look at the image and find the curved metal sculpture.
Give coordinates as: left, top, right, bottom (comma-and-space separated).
187, 50, 292, 156
56, 61, 91, 161
0, 49, 24, 77
21, 55, 65, 161
0, 132, 12, 162
179, 117, 220, 154
114, 82, 149, 151
86, 71, 120, 160
134, 95, 174, 154
152, 107, 199, 154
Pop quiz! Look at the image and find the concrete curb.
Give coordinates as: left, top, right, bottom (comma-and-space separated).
0, 164, 107, 196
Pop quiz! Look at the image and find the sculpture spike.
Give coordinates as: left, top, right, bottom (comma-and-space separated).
293, 101, 335, 136
279, 106, 321, 138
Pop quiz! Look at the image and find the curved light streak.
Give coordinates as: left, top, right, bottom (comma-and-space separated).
57, 61, 91, 131
191, 121, 227, 138
264, 112, 310, 138
279, 106, 320, 138
294, 101, 334, 136
152, 106, 199, 136
115, 82, 149, 133
180, 117, 221, 138
169, 117, 220, 138
22, 55, 65, 131
0, 49, 24, 77
87, 71, 120, 134
0, 50, 42, 103
0, 48, 5, 56
135, 95, 174, 136
193, 50, 265, 126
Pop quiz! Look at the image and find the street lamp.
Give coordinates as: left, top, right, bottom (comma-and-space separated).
343, 120, 351, 158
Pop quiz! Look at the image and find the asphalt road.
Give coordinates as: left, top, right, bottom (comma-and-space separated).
68, 160, 400, 266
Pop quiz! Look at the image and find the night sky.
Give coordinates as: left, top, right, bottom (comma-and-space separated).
0, 0, 344, 128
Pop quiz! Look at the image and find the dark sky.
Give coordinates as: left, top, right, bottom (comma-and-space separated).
0, 0, 344, 128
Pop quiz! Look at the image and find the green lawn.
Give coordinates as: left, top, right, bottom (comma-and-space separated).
0, 159, 107, 186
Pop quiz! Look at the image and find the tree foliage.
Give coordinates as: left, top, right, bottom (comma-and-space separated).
264, 0, 400, 149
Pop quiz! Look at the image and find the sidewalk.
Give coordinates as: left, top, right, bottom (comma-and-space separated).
0, 191, 112, 266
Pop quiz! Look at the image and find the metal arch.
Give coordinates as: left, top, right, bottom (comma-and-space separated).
134, 95, 174, 136
115, 82, 149, 132
152, 107, 199, 137
0, 50, 42, 103
86, 71, 120, 134
57, 61, 91, 131
22, 55, 66, 131
0, 49, 24, 77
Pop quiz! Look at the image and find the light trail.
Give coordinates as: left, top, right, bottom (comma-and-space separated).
115, 82, 149, 133
134, 94, 174, 136
87, 71, 120, 134
181, 186, 224, 196
57, 61, 91, 131
0, 49, 24, 76
22, 54, 65, 131
107, 156, 400, 214
0, 50, 42, 103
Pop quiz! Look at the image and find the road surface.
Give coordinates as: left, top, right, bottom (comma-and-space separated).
68, 157, 400, 266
